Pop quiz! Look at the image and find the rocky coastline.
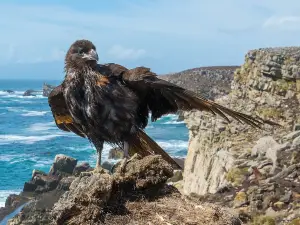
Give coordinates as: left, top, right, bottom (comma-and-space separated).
0, 154, 239, 225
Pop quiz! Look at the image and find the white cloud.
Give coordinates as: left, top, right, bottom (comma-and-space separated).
108, 45, 146, 60
263, 16, 300, 30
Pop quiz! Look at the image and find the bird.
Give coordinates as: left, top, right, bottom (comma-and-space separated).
48, 39, 277, 175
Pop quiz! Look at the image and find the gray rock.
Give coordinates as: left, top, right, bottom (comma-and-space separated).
292, 136, 300, 148
283, 131, 300, 141
49, 154, 77, 176
167, 170, 183, 182
72, 162, 91, 176
251, 136, 280, 158
280, 191, 292, 203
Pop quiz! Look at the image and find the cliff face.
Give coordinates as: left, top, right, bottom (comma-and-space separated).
182, 47, 300, 223
183, 47, 300, 195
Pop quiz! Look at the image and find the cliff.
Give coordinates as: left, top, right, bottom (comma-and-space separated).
182, 47, 300, 224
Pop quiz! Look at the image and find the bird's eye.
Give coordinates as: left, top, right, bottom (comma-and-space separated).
77, 48, 84, 55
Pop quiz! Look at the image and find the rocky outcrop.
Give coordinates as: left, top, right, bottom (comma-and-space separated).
182, 47, 300, 224
4, 155, 240, 225
161, 66, 238, 100
43, 83, 56, 97
23, 89, 39, 96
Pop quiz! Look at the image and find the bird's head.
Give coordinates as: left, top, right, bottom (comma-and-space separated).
65, 39, 99, 70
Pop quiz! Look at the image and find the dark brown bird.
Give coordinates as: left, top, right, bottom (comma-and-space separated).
48, 39, 275, 174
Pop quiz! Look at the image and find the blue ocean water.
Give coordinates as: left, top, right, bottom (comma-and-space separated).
0, 79, 188, 207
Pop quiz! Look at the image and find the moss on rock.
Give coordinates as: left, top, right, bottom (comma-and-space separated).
252, 215, 276, 225
226, 167, 248, 187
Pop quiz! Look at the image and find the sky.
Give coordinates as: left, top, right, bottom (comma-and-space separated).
0, 0, 300, 79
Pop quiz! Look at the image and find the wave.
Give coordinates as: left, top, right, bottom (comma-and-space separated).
0, 190, 22, 207
0, 134, 63, 145
21, 111, 48, 117
4, 107, 49, 117
157, 140, 188, 151
27, 122, 56, 132
0, 90, 46, 99
162, 120, 185, 125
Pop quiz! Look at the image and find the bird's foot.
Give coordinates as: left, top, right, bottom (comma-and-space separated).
80, 165, 109, 177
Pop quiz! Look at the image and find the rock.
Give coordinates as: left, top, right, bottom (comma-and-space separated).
23, 89, 38, 96
57, 176, 76, 191
234, 191, 248, 208
3, 90, 14, 93
294, 124, 300, 131
292, 136, 300, 148
252, 215, 276, 225
32, 169, 47, 178
49, 154, 77, 176
280, 191, 292, 203
108, 147, 124, 159
101, 161, 114, 171
167, 169, 183, 183
72, 162, 92, 176
288, 218, 300, 225
273, 201, 285, 210
251, 136, 280, 158
42, 83, 56, 97
283, 131, 300, 141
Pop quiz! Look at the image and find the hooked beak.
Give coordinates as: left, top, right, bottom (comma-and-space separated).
82, 49, 99, 61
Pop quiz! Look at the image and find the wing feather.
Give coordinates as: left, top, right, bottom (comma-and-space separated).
122, 66, 279, 128
48, 85, 86, 138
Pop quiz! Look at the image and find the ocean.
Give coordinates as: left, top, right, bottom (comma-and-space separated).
0, 79, 189, 207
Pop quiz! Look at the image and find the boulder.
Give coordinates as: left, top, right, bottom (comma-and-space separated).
49, 154, 77, 176
72, 162, 92, 176
23, 89, 38, 96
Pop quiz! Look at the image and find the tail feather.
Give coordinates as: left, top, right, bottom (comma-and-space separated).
127, 129, 183, 170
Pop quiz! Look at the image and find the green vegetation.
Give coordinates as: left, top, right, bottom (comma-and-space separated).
288, 218, 300, 225
226, 167, 248, 186
276, 79, 295, 91
257, 107, 283, 119
252, 216, 276, 225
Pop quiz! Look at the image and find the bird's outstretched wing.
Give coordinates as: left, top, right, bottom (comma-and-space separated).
121, 67, 275, 128
48, 85, 86, 138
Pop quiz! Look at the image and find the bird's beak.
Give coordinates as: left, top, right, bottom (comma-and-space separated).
82, 49, 99, 61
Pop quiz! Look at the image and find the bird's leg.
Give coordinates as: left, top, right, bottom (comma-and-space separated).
110, 141, 131, 174
123, 141, 129, 159
80, 140, 108, 177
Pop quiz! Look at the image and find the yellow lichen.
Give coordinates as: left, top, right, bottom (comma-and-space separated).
257, 107, 283, 119
234, 191, 247, 202
273, 201, 285, 209
276, 79, 295, 91
226, 167, 248, 187
252, 215, 276, 225
288, 218, 300, 225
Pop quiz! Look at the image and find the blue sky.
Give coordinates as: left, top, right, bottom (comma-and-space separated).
0, 0, 300, 79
